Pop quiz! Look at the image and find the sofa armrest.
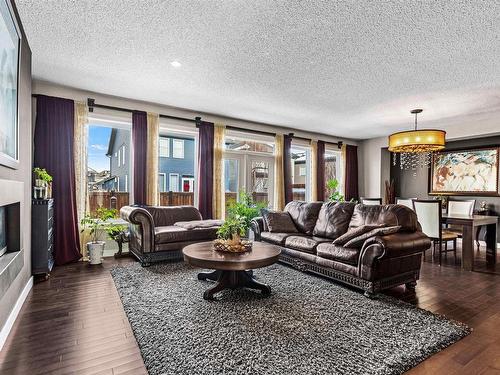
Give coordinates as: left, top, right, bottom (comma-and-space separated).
250, 217, 265, 241
358, 231, 430, 280
120, 206, 155, 253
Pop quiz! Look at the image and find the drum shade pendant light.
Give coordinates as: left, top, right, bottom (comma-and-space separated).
388, 109, 446, 171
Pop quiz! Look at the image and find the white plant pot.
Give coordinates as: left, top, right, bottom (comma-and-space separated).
87, 241, 105, 265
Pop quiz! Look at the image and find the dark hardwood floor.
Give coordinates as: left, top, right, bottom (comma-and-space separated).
1, 247, 499, 375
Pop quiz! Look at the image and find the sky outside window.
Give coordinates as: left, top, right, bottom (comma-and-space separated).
87, 125, 111, 172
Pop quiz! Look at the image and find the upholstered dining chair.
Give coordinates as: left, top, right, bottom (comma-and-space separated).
446, 198, 476, 248
361, 198, 383, 205
396, 198, 416, 210
412, 199, 459, 266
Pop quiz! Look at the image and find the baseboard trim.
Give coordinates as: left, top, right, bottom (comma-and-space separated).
0, 276, 33, 351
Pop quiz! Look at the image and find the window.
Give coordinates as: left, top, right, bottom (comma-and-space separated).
291, 145, 311, 201
158, 173, 166, 192
115, 176, 120, 191
324, 149, 343, 196
182, 177, 195, 192
157, 129, 196, 207
172, 139, 184, 158
159, 137, 170, 157
124, 174, 128, 192
169, 173, 179, 192
121, 145, 126, 166
225, 134, 274, 154
117, 150, 121, 166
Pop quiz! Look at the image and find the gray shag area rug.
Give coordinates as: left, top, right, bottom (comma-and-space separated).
110, 262, 470, 375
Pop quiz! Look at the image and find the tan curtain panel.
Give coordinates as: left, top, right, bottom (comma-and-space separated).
213, 123, 225, 219
310, 140, 318, 201
146, 112, 159, 206
274, 134, 285, 210
74, 101, 89, 258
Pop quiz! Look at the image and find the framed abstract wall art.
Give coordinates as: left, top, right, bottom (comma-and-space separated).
0, 0, 20, 169
429, 147, 499, 196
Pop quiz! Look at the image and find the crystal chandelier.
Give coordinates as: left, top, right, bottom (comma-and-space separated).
388, 109, 446, 171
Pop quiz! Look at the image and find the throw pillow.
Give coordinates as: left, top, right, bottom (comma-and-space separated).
264, 211, 299, 233
344, 225, 402, 248
332, 224, 384, 246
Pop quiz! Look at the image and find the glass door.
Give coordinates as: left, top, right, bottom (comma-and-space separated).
223, 153, 274, 211
247, 155, 274, 208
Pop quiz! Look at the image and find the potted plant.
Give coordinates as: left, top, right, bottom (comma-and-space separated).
33, 167, 53, 199
217, 215, 247, 246
226, 191, 267, 237
326, 178, 345, 202
80, 207, 117, 265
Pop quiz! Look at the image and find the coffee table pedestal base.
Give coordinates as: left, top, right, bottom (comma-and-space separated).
198, 270, 270, 300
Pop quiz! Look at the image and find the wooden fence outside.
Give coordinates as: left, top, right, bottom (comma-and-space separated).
88, 191, 271, 215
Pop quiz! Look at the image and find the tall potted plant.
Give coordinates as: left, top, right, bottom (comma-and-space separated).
80, 207, 117, 265
226, 191, 267, 237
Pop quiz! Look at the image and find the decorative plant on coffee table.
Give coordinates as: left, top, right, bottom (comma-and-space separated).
226, 191, 267, 231
80, 207, 118, 264
215, 214, 252, 253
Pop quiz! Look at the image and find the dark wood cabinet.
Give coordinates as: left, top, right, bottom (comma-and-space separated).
32, 199, 54, 276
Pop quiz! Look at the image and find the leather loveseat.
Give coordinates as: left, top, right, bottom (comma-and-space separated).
121, 205, 221, 266
251, 201, 431, 297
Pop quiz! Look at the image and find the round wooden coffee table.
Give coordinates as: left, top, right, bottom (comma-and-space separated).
183, 241, 281, 300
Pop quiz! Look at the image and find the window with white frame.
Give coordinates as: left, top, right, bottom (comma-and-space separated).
159, 137, 170, 157
172, 139, 184, 158
121, 145, 126, 166
117, 149, 121, 166
158, 173, 166, 192
169, 173, 180, 192
324, 148, 343, 196
124, 174, 128, 192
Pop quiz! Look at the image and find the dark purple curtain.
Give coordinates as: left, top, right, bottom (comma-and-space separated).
344, 144, 359, 201
197, 121, 214, 219
283, 134, 293, 204
316, 140, 326, 201
34, 95, 81, 265
132, 111, 147, 205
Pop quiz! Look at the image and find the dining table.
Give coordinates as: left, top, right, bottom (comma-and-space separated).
441, 213, 498, 271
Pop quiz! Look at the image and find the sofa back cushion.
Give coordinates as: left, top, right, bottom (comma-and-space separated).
349, 204, 419, 232
264, 211, 298, 233
284, 201, 323, 235
313, 202, 356, 239
143, 205, 202, 227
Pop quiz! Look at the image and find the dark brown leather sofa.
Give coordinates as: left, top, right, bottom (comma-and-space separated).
120, 205, 221, 266
251, 201, 431, 297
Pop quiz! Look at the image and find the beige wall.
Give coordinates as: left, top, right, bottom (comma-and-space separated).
358, 136, 388, 199
0, 1, 32, 332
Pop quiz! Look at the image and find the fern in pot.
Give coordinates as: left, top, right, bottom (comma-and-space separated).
80, 207, 117, 264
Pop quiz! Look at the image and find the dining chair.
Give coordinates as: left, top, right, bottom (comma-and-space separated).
412, 199, 459, 266
446, 198, 476, 248
361, 198, 383, 205
396, 197, 416, 210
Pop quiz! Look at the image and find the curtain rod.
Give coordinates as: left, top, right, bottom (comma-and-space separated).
288, 133, 343, 149
87, 98, 197, 123
32, 95, 343, 147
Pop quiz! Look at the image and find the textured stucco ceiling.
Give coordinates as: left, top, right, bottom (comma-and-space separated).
17, 1, 500, 139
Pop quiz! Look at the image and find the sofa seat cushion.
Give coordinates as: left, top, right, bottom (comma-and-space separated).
316, 243, 360, 266
313, 202, 356, 239
260, 232, 300, 245
154, 226, 218, 243
284, 236, 332, 254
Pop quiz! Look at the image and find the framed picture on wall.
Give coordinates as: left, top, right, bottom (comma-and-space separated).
0, 0, 21, 169
429, 147, 500, 196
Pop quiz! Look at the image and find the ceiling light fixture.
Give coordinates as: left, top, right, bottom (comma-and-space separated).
388, 109, 446, 172
170, 61, 182, 68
